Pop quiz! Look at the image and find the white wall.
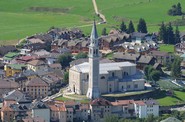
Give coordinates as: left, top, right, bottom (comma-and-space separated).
32, 108, 50, 122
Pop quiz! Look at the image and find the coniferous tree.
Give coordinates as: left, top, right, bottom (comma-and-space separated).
177, 2, 182, 15
171, 56, 182, 78
166, 22, 175, 44
102, 28, 107, 35
137, 18, 147, 33
120, 21, 127, 32
159, 22, 167, 43
174, 26, 181, 44
127, 21, 135, 33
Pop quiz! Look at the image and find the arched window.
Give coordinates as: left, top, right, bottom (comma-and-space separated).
101, 76, 105, 79
112, 72, 115, 77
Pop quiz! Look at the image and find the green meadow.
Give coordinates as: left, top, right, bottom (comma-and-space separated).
0, 0, 185, 44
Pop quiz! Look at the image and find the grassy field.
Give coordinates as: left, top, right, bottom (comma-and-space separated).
1, 0, 185, 44
159, 44, 175, 53
97, 0, 185, 32
157, 80, 180, 89
155, 90, 185, 106
55, 96, 90, 103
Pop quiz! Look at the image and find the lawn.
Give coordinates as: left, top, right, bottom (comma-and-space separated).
0, 0, 94, 44
55, 95, 90, 104
155, 90, 185, 106
159, 44, 175, 53
1, 0, 185, 44
96, 0, 185, 32
157, 80, 180, 90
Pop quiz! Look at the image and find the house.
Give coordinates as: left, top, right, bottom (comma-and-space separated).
99, 33, 130, 50
113, 52, 140, 63
32, 101, 50, 122
24, 43, 46, 51
137, 55, 156, 69
20, 49, 31, 55
42, 74, 62, 95
134, 99, 159, 118
0, 45, 17, 57
0, 79, 19, 98
149, 50, 173, 65
90, 98, 112, 121
175, 42, 185, 54
111, 100, 135, 118
27, 59, 48, 74
4, 64, 27, 77
51, 47, 71, 54
16, 56, 34, 64
25, 76, 49, 99
49, 63, 62, 71
114, 40, 158, 54
22, 116, 46, 122
48, 28, 83, 40
3, 52, 19, 64
1, 106, 14, 122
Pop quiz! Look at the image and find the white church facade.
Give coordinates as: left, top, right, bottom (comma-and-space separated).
69, 21, 145, 98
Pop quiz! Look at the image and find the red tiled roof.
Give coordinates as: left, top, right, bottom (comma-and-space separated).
134, 101, 146, 106
111, 100, 134, 106
90, 98, 112, 106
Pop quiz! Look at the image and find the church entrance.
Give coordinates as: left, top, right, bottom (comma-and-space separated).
73, 85, 75, 93
109, 87, 112, 93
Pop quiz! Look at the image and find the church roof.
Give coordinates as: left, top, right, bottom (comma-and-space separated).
72, 62, 136, 74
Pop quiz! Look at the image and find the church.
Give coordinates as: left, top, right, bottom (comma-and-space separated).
69, 21, 145, 99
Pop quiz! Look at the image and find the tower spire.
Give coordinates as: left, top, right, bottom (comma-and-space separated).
86, 20, 100, 99
90, 20, 98, 41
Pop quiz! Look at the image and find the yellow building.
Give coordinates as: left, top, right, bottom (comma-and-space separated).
4, 64, 26, 77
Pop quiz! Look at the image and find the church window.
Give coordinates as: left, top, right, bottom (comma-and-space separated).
101, 76, 105, 79
112, 72, 115, 77
122, 86, 124, 90
127, 85, 130, 88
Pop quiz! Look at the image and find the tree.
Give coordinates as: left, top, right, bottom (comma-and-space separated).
144, 114, 155, 122
137, 18, 147, 33
174, 26, 181, 44
102, 27, 107, 35
171, 56, 182, 78
63, 71, 69, 84
104, 115, 119, 122
127, 21, 135, 33
150, 70, 161, 84
177, 3, 182, 15
75, 52, 88, 59
159, 22, 167, 43
144, 65, 151, 80
120, 21, 127, 32
166, 22, 175, 44
58, 53, 73, 68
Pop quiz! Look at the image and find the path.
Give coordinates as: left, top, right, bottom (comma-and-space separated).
92, 0, 106, 23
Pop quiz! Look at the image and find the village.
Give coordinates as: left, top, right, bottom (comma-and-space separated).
0, 19, 185, 122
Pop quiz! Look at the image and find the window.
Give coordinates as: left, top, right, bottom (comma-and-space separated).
112, 72, 115, 77
87, 75, 89, 79
134, 84, 138, 88
101, 76, 105, 79
127, 85, 130, 88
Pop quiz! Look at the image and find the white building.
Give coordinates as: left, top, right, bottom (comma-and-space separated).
134, 100, 159, 118
32, 101, 50, 122
69, 21, 145, 97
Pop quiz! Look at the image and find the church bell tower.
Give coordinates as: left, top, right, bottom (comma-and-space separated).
86, 20, 100, 99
